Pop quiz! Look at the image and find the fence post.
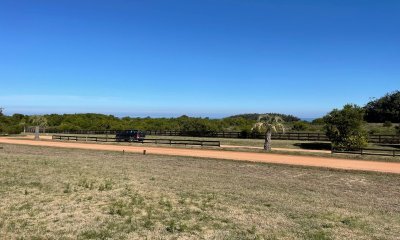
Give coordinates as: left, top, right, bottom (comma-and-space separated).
360, 148, 363, 155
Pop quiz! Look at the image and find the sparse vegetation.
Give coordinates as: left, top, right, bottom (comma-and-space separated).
0, 144, 398, 239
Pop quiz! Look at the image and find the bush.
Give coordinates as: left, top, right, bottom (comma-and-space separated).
239, 129, 250, 138
0, 124, 22, 134
311, 118, 325, 125
383, 121, 393, 127
334, 134, 368, 150
364, 91, 400, 122
292, 121, 308, 131
6, 125, 23, 134
324, 104, 368, 150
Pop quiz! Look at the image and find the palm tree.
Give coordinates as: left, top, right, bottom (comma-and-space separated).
252, 114, 285, 151
30, 115, 48, 133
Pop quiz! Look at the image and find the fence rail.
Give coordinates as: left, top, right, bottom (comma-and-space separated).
52, 135, 221, 147
30, 128, 400, 143
332, 148, 399, 157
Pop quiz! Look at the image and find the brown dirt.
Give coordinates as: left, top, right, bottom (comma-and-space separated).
221, 144, 331, 153
1, 137, 400, 174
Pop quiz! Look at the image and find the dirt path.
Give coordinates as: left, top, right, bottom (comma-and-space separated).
221, 144, 331, 153
1, 138, 399, 174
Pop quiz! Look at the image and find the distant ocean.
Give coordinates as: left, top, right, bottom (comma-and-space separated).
300, 118, 317, 122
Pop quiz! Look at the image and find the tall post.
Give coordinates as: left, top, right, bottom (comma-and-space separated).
34, 126, 40, 140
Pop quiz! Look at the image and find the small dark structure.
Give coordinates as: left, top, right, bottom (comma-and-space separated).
115, 130, 146, 142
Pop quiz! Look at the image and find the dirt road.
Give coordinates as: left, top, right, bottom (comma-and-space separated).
221, 144, 331, 153
1, 137, 399, 174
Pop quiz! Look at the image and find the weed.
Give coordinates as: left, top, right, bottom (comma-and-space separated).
78, 178, 95, 190
63, 183, 72, 193
98, 179, 113, 191
79, 229, 112, 240
305, 230, 332, 240
165, 219, 187, 233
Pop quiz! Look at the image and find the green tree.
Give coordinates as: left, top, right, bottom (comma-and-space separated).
252, 115, 285, 151
364, 91, 400, 123
324, 104, 368, 150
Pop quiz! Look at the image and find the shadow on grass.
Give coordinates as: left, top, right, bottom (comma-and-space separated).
377, 144, 400, 149
294, 142, 332, 150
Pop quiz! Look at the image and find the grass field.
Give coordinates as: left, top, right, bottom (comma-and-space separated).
0, 144, 399, 239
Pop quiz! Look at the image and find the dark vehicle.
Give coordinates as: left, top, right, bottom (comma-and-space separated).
115, 130, 146, 142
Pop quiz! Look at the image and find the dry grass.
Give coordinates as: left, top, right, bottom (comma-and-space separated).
0, 144, 399, 239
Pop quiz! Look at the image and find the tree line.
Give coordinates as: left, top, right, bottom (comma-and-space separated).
0, 112, 307, 134
0, 91, 399, 136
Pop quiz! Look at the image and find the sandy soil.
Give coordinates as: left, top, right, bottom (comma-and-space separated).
221, 144, 331, 153
20, 136, 331, 153
1, 137, 399, 174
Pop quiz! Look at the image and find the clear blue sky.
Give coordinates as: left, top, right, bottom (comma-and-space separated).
0, 0, 399, 118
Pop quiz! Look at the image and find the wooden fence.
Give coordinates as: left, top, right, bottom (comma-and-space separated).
31, 128, 400, 144
332, 148, 399, 157
52, 135, 220, 147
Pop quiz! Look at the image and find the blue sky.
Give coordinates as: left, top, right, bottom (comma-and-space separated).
0, 0, 399, 118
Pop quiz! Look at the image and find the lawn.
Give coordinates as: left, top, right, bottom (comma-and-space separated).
0, 144, 399, 239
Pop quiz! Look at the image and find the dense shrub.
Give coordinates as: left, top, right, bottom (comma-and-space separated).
324, 104, 368, 150
311, 118, 325, 125
292, 121, 309, 131
228, 113, 300, 122
5, 125, 23, 134
364, 91, 400, 123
